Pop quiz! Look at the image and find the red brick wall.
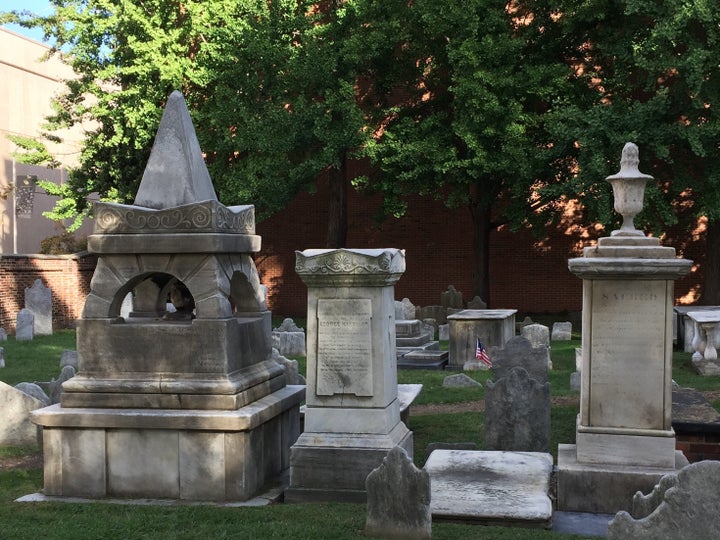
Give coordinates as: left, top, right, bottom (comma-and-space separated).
0, 253, 96, 333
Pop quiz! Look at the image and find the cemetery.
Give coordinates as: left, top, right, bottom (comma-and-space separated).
0, 92, 718, 540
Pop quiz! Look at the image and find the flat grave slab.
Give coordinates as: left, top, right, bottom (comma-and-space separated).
425, 449, 553, 528
397, 350, 448, 370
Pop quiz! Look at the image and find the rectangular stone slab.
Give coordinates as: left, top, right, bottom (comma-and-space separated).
425, 450, 553, 527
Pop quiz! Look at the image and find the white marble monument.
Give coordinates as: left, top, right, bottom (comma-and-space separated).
557, 143, 692, 514
287, 248, 412, 502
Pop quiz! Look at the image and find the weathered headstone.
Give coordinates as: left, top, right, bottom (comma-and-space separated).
467, 295, 487, 309
416, 305, 448, 325
438, 323, 449, 341
60, 349, 79, 370
25, 278, 52, 335
521, 323, 551, 369
442, 373, 481, 388
607, 461, 720, 539
401, 298, 415, 320
0, 347, 4, 368
394, 300, 405, 321
0, 328, 8, 341
484, 366, 551, 452
0, 380, 44, 445
441, 285, 463, 309
365, 446, 431, 540
551, 321, 572, 341
490, 336, 549, 384
271, 317, 306, 357
15, 308, 34, 341
45, 364, 76, 404
15, 382, 51, 406
271, 347, 305, 385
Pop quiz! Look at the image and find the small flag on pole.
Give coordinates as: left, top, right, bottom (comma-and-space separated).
476, 338, 492, 367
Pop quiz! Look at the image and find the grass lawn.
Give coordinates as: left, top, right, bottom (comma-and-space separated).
0, 330, 715, 539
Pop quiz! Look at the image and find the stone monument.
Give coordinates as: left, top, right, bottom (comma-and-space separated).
287, 248, 412, 502
31, 91, 304, 502
25, 279, 52, 335
557, 143, 692, 513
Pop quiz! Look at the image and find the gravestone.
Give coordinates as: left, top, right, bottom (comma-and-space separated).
60, 350, 79, 370
0, 328, 7, 341
557, 143, 692, 514
467, 296, 487, 309
490, 336, 549, 384
551, 321, 572, 341
442, 373, 481, 388
25, 279, 52, 335
416, 305, 448, 325
438, 323, 449, 341
365, 446, 431, 540
288, 248, 412, 502
441, 285, 463, 309
521, 323, 552, 369
15, 382, 51, 406
31, 91, 303, 502
271, 347, 305, 385
15, 308, 34, 341
0, 347, 3, 368
271, 318, 307, 357
607, 461, 720, 539
447, 309, 516, 369
0, 381, 44, 445
401, 298, 415, 320
485, 367, 551, 452
45, 365, 76, 404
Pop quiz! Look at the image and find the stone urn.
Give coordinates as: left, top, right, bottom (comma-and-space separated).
605, 142, 653, 236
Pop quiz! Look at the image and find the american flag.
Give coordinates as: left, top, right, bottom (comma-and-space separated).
476, 338, 492, 367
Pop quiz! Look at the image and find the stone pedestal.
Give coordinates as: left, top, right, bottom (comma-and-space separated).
287, 248, 412, 503
447, 309, 516, 369
557, 145, 692, 514
687, 310, 720, 375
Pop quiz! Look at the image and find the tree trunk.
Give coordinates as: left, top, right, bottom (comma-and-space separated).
701, 219, 720, 304
325, 158, 348, 248
470, 203, 492, 306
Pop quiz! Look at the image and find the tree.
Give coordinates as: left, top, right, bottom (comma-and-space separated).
538, 0, 720, 302
356, 0, 573, 303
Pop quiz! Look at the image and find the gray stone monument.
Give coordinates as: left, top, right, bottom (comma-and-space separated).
365, 446, 431, 540
557, 143, 692, 514
25, 279, 52, 335
15, 308, 34, 341
441, 285, 464, 309
271, 317, 307, 357
0, 381, 44, 445
484, 367, 551, 453
31, 91, 304, 502
521, 323, 551, 369
447, 309, 517, 369
551, 321, 572, 341
287, 248, 412, 502
607, 461, 720, 539
490, 336, 549, 384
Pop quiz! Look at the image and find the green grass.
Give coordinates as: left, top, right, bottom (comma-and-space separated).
2, 331, 715, 540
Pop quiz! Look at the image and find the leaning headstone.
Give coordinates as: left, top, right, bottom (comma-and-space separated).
271, 317, 306, 357
484, 366, 551, 452
15, 308, 34, 341
60, 350, 79, 370
442, 373, 481, 388
467, 296, 487, 309
270, 347, 305, 385
0, 328, 7, 341
607, 461, 720, 539
441, 285, 464, 309
490, 336, 549, 384
438, 323, 449, 341
401, 298, 416, 320
521, 323, 552, 369
0, 380, 44, 445
15, 382, 51, 406
365, 446, 432, 540
25, 278, 52, 335
551, 321, 572, 341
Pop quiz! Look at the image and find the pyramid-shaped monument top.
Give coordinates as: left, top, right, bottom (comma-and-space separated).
133, 91, 218, 209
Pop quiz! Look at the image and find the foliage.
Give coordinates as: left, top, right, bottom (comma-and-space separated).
38, 227, 87, 254
6, 135, 60, 168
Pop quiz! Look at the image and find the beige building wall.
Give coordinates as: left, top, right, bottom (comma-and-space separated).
0, 28, 93, 254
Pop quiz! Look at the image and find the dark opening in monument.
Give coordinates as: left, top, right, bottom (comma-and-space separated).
114, 273, 196, 321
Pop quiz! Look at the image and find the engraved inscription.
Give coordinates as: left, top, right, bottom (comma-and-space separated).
316, 299, 373, 396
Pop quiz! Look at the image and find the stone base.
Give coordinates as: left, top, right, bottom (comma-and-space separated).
397, 350, 448, 370
692, 359, 720, 376
31, 385, 304, 502
285, 422, 412, 503
556, 444, 688, 514
576, 427, 678, 468
426, 450, 553, 528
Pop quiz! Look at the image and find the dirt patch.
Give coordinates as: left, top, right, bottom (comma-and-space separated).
412, 395, 579, 416
0, 453, 43, 471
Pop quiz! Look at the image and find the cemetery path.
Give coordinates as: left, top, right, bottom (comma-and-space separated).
412, 395, 580, 416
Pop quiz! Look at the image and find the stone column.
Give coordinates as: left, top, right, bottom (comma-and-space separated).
557, 143, 692, 514
287, 248, 412, 503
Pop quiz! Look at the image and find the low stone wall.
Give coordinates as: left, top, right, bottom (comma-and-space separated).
0, 253, 96, 333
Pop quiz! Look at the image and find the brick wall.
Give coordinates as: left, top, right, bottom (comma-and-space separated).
0, 253, 96, 333
676, 432, 720, 463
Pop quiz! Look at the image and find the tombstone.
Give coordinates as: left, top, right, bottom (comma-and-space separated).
0, 328, 7, 341
551, 321, 572, 341
45, 365, 76, 404
271, 347, 305, 385
365, 446, 431, 540
15, 308, 34, 341
517, 315, 534, 331
607, 461, 720, 539
0, 381, 44, 446
521, 323, 552, 369
416, 305, 448, 325
31, 92, 304, 502
60, 349, 79, 370
394, 300, 404, 321
287, 248, 411, 502
25, 278, 52, 335
467, 295, 487, 309
557, 143, 692, 514
271, 317, 307, 357
401, 298, 415, 320
15, 382, 51, 406
484, 367, 551, 452
438, 323, 449, 341
442, 373, 481, 388
570, 347, 583, 391
0, 347, 3, 368
490, 336, 549, 384
447, 309, 517, 369
421, 319, 436, 340
441, 285, 464, 309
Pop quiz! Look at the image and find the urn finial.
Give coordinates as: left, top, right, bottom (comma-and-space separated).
605, 142, 653, 236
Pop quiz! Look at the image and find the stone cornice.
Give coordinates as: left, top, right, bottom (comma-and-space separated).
569, 257, 692, 280
295, 248, 405, 286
